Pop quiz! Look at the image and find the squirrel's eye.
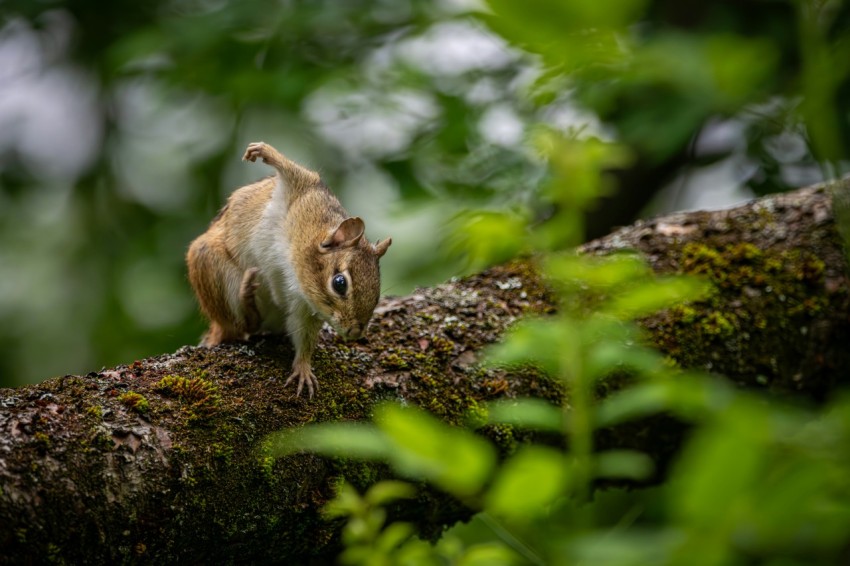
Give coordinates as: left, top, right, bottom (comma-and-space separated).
332, 273, 347, 296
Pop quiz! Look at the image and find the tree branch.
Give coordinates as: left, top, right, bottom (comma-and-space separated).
1, 180, 849, 564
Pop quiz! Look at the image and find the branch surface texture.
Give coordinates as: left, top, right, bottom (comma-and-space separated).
1, 181, 848, 564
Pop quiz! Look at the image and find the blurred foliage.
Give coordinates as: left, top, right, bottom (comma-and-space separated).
0, 0, 541, 385
268, 0, 850, 564
276, 389, 850, 565
273, 130, 850, 562
2, 0, 848, 562
271, 125, 708, 563
0, 0, 848, 392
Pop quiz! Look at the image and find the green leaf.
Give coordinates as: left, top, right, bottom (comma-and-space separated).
482, 0, 646, 73
486, 317, 581, 377
375, 521, 415, 554
536, 134, 633, 209
668, 400, 769, 525
375, 403, 497, 497
267, 422, 390, 460
596, 382, 676, 427
595, 450, 654, 481
486, 0, 647, 34
486, 398, 563, 432
585, 338, 665, 382
457, 542, 522, 566
447, 209, 528, 272
602, 276, 710, 320
568, 530, 682, 565
485, 446, 569, 521
705, 35, 778, 107
338, 545, 374, 566
364, 481, 417, 507
323, 482, 365, 519
596, 375, 735, 427
544, 253, 651, 290
343, 509, 385, 546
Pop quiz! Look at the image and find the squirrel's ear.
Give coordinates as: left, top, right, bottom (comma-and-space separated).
373, 237, 392, 258
320, 217, 365, 252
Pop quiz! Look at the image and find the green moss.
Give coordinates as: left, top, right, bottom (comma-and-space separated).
654, 241, 831, 386
675, 305, 698, 324
33, 431, 51, 451
701, 311, 736, 336
680, 242, 826, 293
154, 374, 221, 423
118, 391, 150, 414
212, 441, 234, 463
46, 543, 65, 565
483, 423, 519, 454
85, 405, 103, 419
333, 459, 382, 492
85, 429, 114, 453
379, 351, 411, 371
256, 438, 277, 484
430, 335, 455, 357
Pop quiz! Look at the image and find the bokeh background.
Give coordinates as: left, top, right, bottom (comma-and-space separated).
1, 0, 848, 387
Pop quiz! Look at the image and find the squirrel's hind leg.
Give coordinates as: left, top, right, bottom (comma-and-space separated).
187, 237, 253, 345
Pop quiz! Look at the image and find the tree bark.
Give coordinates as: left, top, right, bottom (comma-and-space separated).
1, 180, 849, 564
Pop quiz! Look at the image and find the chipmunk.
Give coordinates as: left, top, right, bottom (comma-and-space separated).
186, 141, 391, 398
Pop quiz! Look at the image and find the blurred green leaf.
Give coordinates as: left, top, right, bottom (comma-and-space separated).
668, 400, 769, 526
596, 376, 734, 427
596, 382, 675, 427
704, 35, 778, 107
485, 446, 569, 521
447, 209, 529, 273
567, 530, 682, 565
343, 507, 387, 545
486, 398, 563, 432
375, 521, 415, 554
544, 253, 651, 291
585, 337, 666, 382
746, 457, 850, 552
324, 482, 366, 519
375, 403, 497, 497
268, 422, 390, 460
486, 317, 581, 377
487, 0, 647, 33
457, 542, 522, 566
529, 134, 633, 250
338, 545, 373, 566
602, 276, 711, 319
595, 450, 654, 481
482, 0, 646, 73
364, 481, 417, 508
534, 133, 632, 210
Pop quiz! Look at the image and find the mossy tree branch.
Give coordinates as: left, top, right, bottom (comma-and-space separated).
1, 181, 849, 564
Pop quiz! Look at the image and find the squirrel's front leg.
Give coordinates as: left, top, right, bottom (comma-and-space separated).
283, 300, 323, 398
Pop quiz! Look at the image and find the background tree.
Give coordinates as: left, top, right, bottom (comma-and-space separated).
0, 1, 847, 386
3, 0, 850, 563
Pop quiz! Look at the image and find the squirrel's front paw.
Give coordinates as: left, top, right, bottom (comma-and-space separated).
284, 359, 318, 399
242, 142, 277, 163
242, 142, 269, 163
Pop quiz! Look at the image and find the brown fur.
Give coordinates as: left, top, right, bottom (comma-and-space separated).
185, 142, 391, 397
